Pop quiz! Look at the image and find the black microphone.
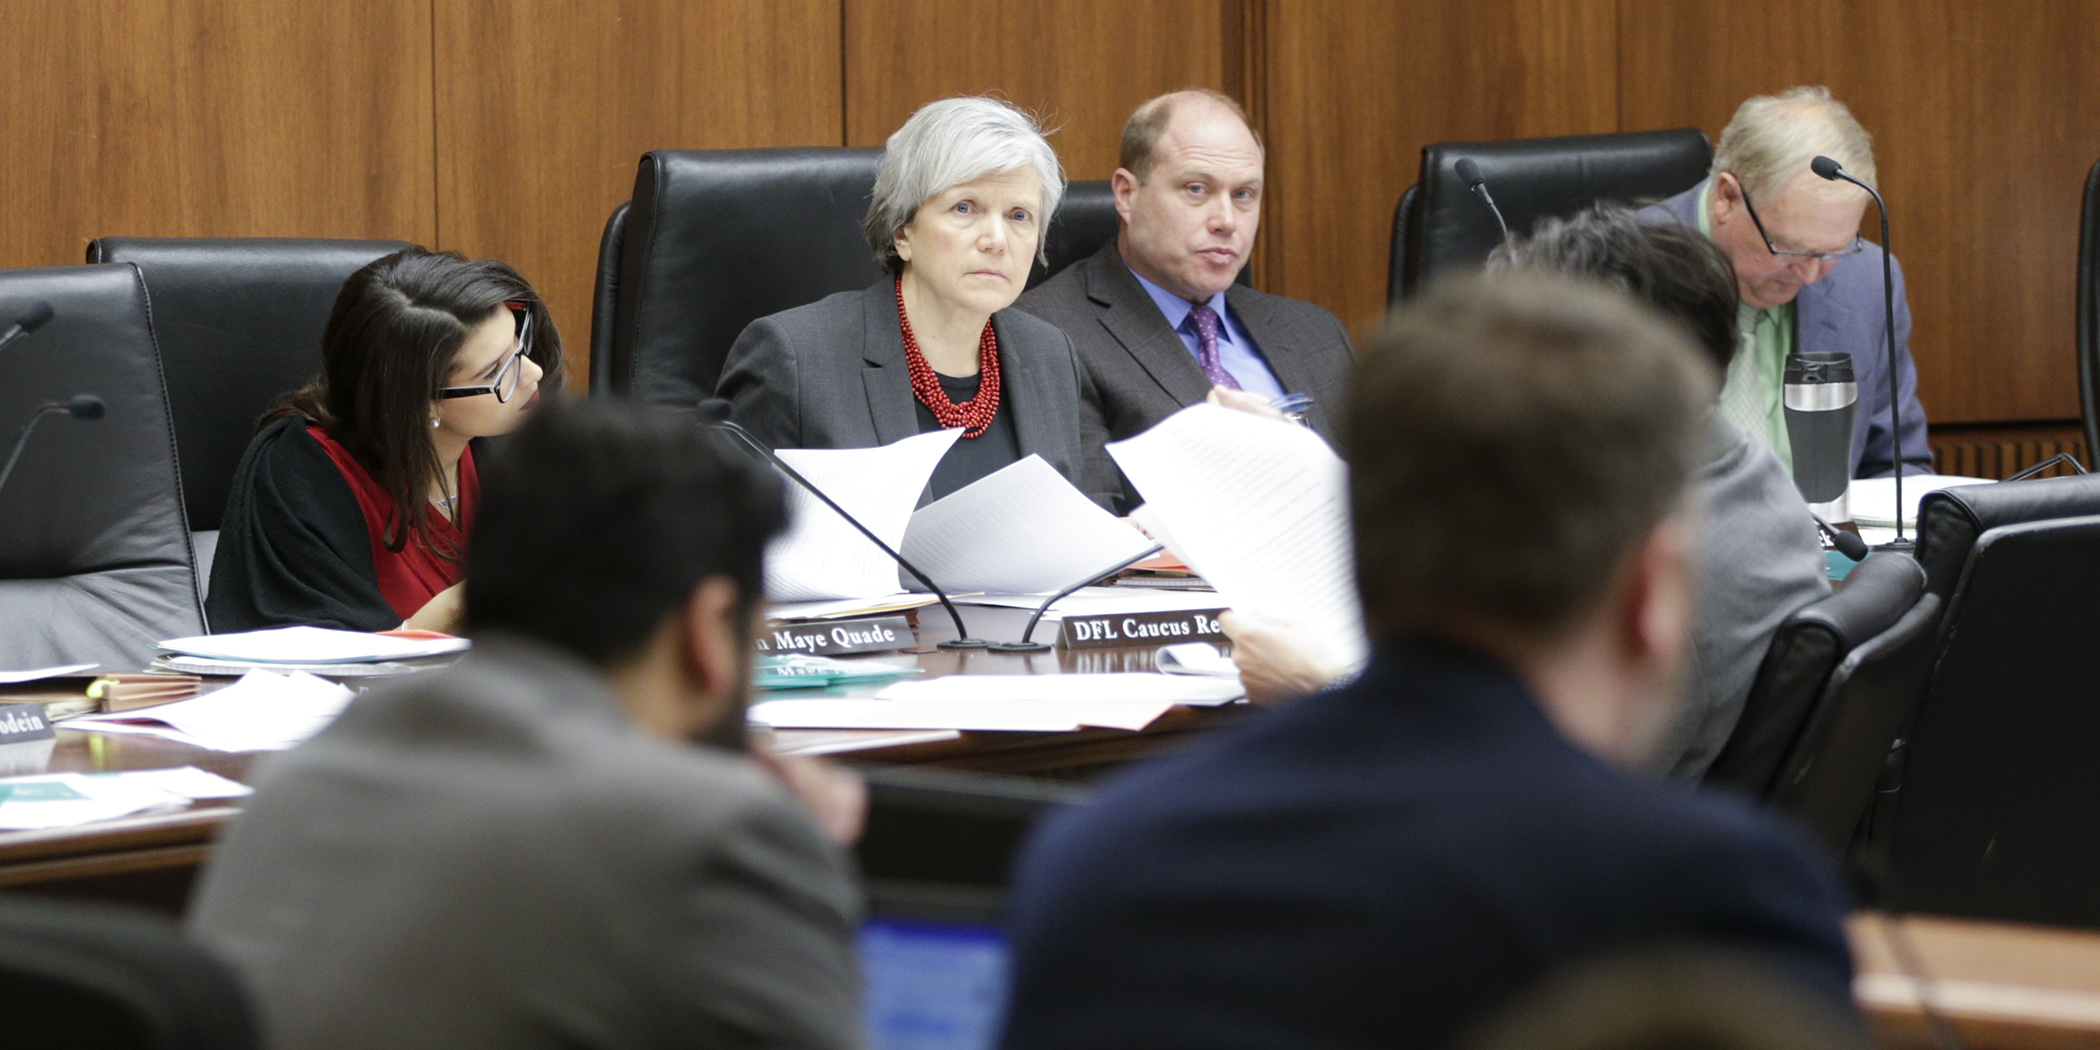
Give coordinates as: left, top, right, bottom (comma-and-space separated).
1810, 511, 1870, 561
0, 301, 55, 356
695, 399, 988, 651
0, 394, 106, 499
1811, 154, 1909, 552
1454, 157, 1510, 241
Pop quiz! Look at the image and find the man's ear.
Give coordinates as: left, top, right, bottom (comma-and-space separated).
1620, 514, 1695, 671
1710, 171, 1744, 222
679, 576, 747, 711
1111, 167, 1140, 223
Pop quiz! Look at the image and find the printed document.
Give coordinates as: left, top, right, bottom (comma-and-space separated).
66, 671, 355, 752
766, 429, 960, 602
902, 455, 1153, 595
1109, 404, 1369, 668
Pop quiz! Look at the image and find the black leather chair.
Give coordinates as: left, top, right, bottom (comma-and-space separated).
1706, 553, 1925, 802
0, 895, 259, 1049
2078, 158, 2100, 465
590, 147, 1125, 404
0, 264, 203, 669
1387, 129, 1714, 305
1911, 472, 2100, 605
1883, 514, 2100, 926
84, 237, 411, 588
855, 764, 1086, 914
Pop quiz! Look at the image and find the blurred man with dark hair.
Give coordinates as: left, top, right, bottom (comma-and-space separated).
190, 401, 863, 1050
1490, 206, 1831, 778
1000, 275, 1853, 1050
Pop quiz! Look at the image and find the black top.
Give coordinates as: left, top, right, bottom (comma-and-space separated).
913, 371, 1020, 503
1001, 636, 1857, 1049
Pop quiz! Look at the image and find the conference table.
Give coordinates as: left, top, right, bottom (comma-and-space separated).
0, 604, 1247, 913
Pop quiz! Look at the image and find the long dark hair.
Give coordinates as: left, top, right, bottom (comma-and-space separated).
264, 247, 565, 554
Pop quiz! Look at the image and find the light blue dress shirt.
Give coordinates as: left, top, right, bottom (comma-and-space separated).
1127, 268, 1287, 401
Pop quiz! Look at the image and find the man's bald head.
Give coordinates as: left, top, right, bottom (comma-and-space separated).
1119, 90, 1263, 182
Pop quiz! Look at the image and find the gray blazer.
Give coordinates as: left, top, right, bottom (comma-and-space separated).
1016, 239, 1355, 512
717, 279, 1114, 509
1639, 182, 1931, 478
188, 635, 862, 1050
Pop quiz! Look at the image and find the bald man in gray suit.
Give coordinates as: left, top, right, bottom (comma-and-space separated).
1018, 90, 1353, 512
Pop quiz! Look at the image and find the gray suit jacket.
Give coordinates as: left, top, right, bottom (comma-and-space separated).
717, 279, 1114, 509
1016, 239, 1355, 512
188, 635, 862, 1050
1640, 183, 1932, 478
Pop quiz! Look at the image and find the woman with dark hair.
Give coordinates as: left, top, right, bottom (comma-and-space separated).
207, 247, 562, 633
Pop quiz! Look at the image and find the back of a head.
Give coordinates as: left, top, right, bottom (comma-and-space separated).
1350, 274, 1716, 639
464, 400, 786, 667
1489, 206, 1741, 375
1712, 85, 1877, 199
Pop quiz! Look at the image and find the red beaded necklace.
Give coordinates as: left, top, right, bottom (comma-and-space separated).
896, 278, 1002, 438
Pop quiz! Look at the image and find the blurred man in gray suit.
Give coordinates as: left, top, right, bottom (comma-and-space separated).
190, 402, 865, 1050
1018, 90, 1354, 512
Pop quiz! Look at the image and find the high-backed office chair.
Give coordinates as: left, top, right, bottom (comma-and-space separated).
0, 895, 259, 1049
0, 264, 203, 670
1387, 129, 1713, 306
84, 237, 410, 587
1882, 514, 2100, 926
2077, 159, 2100, 467
1911, 472, 2100, 604
856, 763, 1086, 904
590, 146, 1126, 403
1705, 553, 1925, 802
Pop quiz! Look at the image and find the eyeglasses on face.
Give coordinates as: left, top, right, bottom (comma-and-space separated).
1735, 178, 1866, 263
435, 301, 533, 403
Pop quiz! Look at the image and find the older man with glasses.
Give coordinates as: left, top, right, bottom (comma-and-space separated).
1640, 86, 1931, 479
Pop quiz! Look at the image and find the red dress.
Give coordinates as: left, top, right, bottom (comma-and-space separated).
304, 425, 478, 623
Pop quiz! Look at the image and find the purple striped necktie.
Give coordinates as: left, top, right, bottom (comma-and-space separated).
1188, 303, 1242, 391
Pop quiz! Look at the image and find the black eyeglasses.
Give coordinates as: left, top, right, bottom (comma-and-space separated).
436, 302, 533, 403
1736, 180, 1866, 263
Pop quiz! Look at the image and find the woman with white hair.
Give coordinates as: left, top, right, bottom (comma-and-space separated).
717, 96, 1111, 507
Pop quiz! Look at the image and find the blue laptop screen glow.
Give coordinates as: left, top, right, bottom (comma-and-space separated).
860, 917, 1009, 1050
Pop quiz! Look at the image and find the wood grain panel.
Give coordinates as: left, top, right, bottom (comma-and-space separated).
0, 1, 434, 268
1619, 1, 2100, 426
843, 0, 1233, 189
1260, 0, 1619, 333
434, 0, 844, 385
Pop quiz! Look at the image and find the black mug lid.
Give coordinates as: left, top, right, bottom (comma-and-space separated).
1784, 351, 1854, 384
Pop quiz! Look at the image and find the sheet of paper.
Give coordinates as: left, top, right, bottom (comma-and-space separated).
159, 626, 469, 664
749, 698, 1177, 733
955, 586, 1227, 616
765, 728, 963, 757
766, 430, 961, 602
1156, 642, 1239, 677
87, 766, 251, 800
1109, 404, 1368, 668
0, 773, 190, 830
766, 595, 941, 622
66, 671, 355, 752
875, 672, 1243, 707
1847, 474, 1994, 528
0, 663, 99, 684
901, 455, 1154, 595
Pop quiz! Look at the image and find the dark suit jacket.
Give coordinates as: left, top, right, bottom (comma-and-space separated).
716, 279, 1114, 509
1641, 183, 1932, 478
1001, 636, 1856, 1050
189, 635, 862, 1050
1016, 240, 1355, 511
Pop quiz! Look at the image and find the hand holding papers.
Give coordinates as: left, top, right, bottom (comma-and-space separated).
1110, 404, 1369, 668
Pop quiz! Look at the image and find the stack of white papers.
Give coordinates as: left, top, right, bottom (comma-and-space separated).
159, 626, 469, 664
0, 663, 98, 684
1848, 474, 1994, 529
1110, 404, 1369, 668
0, 766, 249, 831
66, 671, 355, 752
748, 673, 1242, 733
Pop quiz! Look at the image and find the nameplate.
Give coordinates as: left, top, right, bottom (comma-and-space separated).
0, 702, 55, 743
1058, 609, 1229, 650
755, 615, 914, 656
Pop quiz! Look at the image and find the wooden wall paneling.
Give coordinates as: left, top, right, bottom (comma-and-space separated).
1619, 1, 2100, 427
842, 0, 1233, 197
0, 1, 436, 270
1259, 0, 1620, 334
433, 0, 845, 386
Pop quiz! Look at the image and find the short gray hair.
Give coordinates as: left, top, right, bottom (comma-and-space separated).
863, 97, 1065, 276
1711, 85, 1877, 201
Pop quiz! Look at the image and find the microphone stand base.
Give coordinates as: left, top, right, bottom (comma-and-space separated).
987, 640, 1053, 653
1871, 538, 1917, 554
936, 637, 992, 651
